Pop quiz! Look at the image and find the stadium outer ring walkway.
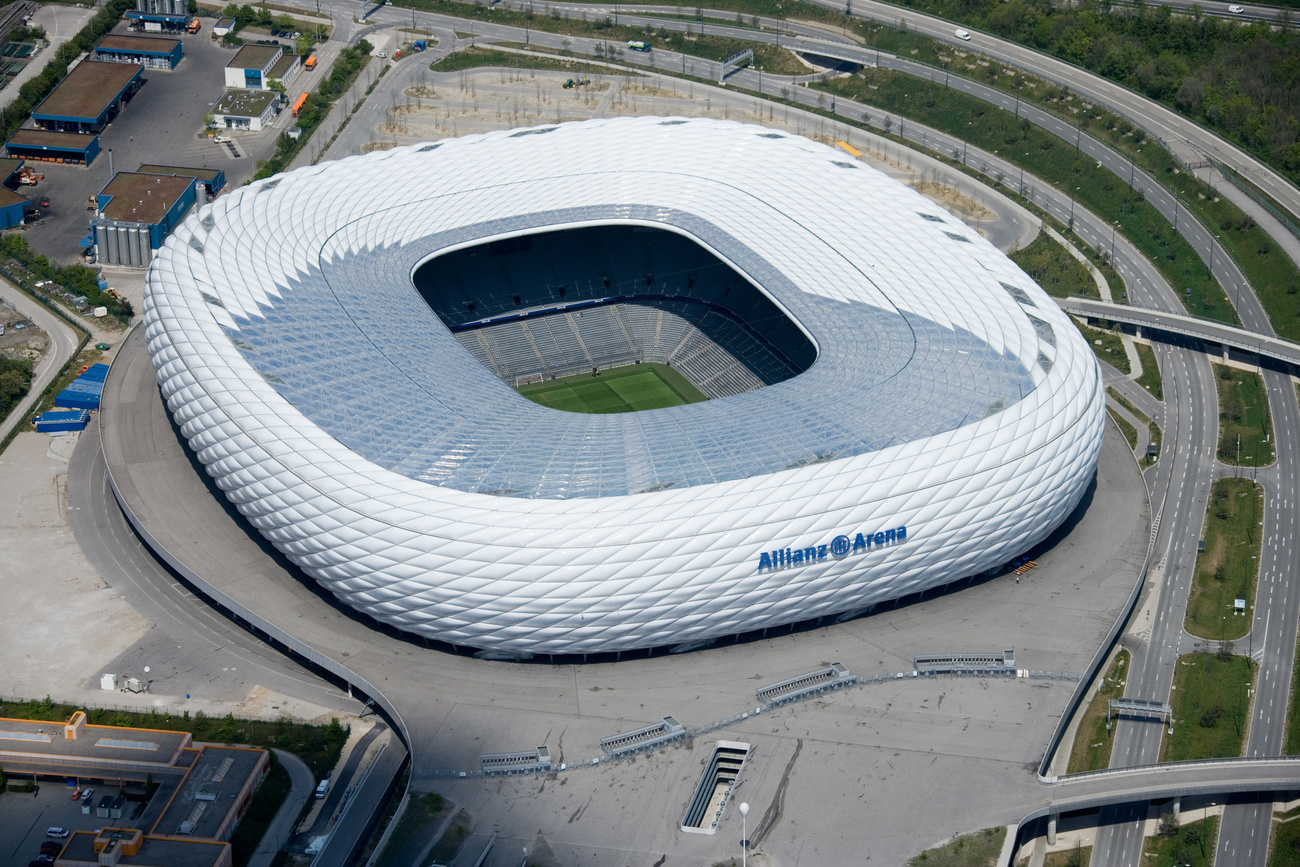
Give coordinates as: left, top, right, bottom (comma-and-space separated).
99, 320, 1160, 858
100, 312, 1300, 864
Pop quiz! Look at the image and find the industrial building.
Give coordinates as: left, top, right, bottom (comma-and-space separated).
31, 61, 142, 135
125, 0, 189, 31
4, 128, 101, 165
143, 117, 1106, 655
95, 34, 183, 70
211, 88, 280, 131
0, 711, 268, 867
0, 183, 26, 228
223, 43, 300, 90
92, 172, 197, 267
138, 163, 226, 197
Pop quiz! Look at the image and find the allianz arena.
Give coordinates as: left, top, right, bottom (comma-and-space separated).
142, 116, 1105, 655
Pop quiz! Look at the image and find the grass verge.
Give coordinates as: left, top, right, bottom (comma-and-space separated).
816, 69, 1237, 325
1185, 478, 1262, 641
1042, 846, 1090, 866
1009, 229, 1098, 298
907, 826, 1005, 866
1214, 364, 1275, 467
1135, 343, 1162, 400
1107, 387, 1160, 463
516, 362, 706, 413
431, 45, 617, 74
1108, 408, 1138, 451
0, 697, 349, 779
1141, 816, 1216, 867
1272, 809, 1300, 867
1161, 653, 1255, 763
229, 751, 292, 867
1072, 318, 1130, 376
1067, 648, 1131, 774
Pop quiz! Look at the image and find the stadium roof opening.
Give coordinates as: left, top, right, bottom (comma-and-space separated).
412, 223, 815, 410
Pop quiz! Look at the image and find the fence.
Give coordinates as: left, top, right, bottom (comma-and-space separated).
408, 665, 1076, 781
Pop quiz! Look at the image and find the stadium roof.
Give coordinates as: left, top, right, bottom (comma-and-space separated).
144, 117, 1103, 653
149, 118, 1066, 499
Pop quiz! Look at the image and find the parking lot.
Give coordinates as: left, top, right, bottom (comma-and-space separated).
19, 24, 288, 264
0, 784, 124, 865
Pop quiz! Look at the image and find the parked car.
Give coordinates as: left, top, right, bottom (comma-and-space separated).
46, 828, 69, 838
40, 843, 60, 855
80, 788, 93, 801
69, 788, 81, 801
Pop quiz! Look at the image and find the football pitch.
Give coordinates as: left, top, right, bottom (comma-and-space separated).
516, 363, 708, 413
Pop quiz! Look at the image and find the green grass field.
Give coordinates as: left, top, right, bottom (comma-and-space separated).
516, 363, 707, 413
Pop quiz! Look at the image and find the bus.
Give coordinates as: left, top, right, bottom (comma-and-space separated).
291, 92, 309, 117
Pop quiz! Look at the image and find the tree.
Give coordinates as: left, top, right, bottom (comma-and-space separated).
203, 113, 215, 130
1157, 812, 1181, 838
295, 33, 313, 56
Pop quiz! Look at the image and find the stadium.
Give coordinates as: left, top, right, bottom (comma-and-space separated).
142, 116, 1106, 656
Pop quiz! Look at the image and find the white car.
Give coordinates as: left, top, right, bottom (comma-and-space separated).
954, 28, 971, 40
46, 828, 69, 839
1227, 4, 1244, 11
376, 50, 387, 58
213, 135, 229, 143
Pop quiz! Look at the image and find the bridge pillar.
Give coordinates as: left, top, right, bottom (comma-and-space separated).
1047, 814, 1058, 846
1173, 796, 1181, 819
1222, 343, 1229, 361
1134, 325, 1142, 340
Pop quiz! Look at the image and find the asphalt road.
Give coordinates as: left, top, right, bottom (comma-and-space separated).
0, 283, 81, 445
249, 749, 316, 867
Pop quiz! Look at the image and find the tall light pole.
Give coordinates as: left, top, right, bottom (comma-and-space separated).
739, 802, 750, 867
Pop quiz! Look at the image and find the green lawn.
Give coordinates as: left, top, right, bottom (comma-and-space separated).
1161, 653, 1255, 763
1185, 478, 1263, 641
1141, 816, 1217, 867
1067, 648, 1131, 775
1072, 318, 1130, 376
1009, 230, 1098, 299
1135, 343, 1163, 400
1273, 808, 1300, 867
1215, 365, 1275, 467
517, 363, 706, 413
908, 826, 1005, 866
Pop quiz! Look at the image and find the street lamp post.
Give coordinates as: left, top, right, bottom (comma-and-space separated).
740, 802, 750, 867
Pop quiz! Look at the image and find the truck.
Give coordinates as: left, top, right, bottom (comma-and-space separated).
413, 39, 426, 51
627, 40, 651, 51
187, 17, 201, 33
304, 55, 317, 70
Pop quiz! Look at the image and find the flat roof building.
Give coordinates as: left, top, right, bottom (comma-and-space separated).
4, 128, 101, 164
224, 43, 281, 89
96, 34, 183, 70
93, 171, 198, 267
138, 164, 226, 197
32, 61, 142, 134
152, 747, 269, 841
212, 88, 280, 132
0, 181, 27, 229
57, 829, 232, 867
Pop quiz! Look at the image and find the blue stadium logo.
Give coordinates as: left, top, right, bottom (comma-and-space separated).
757, 527, 908, 572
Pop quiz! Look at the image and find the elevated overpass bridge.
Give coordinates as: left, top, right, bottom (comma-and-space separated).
1007, 757, 1300, 864
1057, 297, 1300, 369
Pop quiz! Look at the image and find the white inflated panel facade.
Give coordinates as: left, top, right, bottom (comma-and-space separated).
143, 117, 1105, 654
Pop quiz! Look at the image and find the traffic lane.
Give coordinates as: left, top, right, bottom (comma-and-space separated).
248, 749, 317, 867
